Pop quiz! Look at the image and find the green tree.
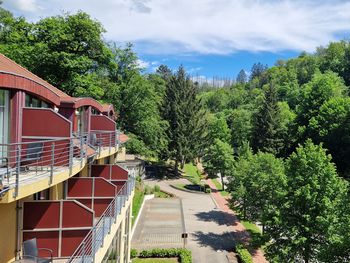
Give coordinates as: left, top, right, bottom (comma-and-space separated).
252, 83, 283, 155
297, 71, 347, 138
203, 139, 234, 190
227, 108, 253, 150
164, 66, 207, 172
266, 140, 348, 263
207, 113, 231, 145
229, 150, 286, 230
308, 97, 350, 176
236, 69, 247, 84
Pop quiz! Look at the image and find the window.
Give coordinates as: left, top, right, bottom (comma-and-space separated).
33, 189, 50, 200
25, 94, 50, 108
0, 89, 10, 160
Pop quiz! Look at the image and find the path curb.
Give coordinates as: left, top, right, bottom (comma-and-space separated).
131, 194, 154, 238
169, 184, 208, 195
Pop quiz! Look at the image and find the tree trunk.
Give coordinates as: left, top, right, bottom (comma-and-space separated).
221, 173, 225, 191
175, 159, 179, 176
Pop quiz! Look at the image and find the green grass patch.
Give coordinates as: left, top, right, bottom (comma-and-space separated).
132, 185, 145, 225
241, 220, 261, 234
183, 163, 202, 185
132, 258, 178, 263
211, 179, 230, 197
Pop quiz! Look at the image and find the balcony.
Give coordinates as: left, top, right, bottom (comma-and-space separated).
18, 165, 135, 263
0, 136, 88, 203
90, 114, 119, 159
67, 178, 134, 263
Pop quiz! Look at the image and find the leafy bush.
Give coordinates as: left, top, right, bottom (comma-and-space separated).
144, 185, 154, 195
236, 245, 253, 263
154, 184, 161, 192
130, 248, 138, 258
205, 188, 211, 193
138, 248, 192, 263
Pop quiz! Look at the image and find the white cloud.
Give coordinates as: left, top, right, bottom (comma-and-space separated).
136, 59, 150, 69
4, 0, 41, 12
3, 0, 350, 54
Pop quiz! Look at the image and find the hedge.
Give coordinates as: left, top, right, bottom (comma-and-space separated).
236, 245, 253, 263
134, 248, 192, 263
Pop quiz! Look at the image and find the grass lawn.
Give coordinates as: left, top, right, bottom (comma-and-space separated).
183, 163, 202, 184
154, 190, 172, 198
241, 220, 261, 234
211, 178, 230, 197
132, 186, 145, 225
132, 258, 178, 263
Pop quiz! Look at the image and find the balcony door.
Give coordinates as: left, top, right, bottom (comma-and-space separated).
0, 90, 9, 159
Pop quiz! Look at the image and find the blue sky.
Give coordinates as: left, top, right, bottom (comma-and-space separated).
3, 0, 350, 79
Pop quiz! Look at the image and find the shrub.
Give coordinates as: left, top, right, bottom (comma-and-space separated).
236, 245, 253, 263
154, 184, 161, 192
138, 248, 192, 263
144, 185, 154, 195
205, 188, 211, 193
130, 248, 138, 258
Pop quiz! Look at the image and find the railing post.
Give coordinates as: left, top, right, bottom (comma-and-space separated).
80, 136, 84, 168
14, 146, 20, 198
82, 241, 86, 263
50, 143, 55, 185
109, 132, 112, 154
101, 218, 105, 247
92, 226, 96, 263
69, 138, 73, 175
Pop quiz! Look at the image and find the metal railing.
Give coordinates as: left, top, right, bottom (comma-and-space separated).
68, 178, 135, 263
0, 135, 88, 197
89, 130, 120, 154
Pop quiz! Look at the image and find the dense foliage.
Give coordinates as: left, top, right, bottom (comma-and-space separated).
2, 6, 350, 261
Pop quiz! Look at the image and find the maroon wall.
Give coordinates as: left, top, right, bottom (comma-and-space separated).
91, 115, 116, 131
22, 201, 94, 258
22, 108, 71, 137
67, 177, 117, 217
91, 165, 128, 180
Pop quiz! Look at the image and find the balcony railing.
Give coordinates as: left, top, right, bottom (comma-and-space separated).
89, 130, 120, 155
68, 178, 135, 263
0, 135, 88, 197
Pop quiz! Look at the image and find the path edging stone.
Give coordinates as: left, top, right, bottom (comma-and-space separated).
131, 194, 154, 238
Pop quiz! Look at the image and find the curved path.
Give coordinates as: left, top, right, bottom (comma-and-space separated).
139, 178, 238, 263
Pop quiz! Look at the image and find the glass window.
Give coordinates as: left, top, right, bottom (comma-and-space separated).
25, 93, 51, 108
0, 90, 10, 160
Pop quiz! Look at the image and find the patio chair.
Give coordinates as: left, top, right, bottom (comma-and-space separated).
22, 238, 53, 263
20, 143, 43, 171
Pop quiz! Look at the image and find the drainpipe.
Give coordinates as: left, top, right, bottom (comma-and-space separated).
15, 200, 22, 260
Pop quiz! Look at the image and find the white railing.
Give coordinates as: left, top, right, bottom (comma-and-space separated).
0, 135, 88, 197
68, 178, 135, 263
89, 130, 120, 155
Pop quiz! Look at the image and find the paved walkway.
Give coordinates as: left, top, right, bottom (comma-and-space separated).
141, 178, 238, 263
132, 198, 184, 250
206, 179, 268, 263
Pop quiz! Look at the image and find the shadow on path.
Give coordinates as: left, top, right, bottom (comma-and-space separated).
192, 231, 236, 251
195, 210, 238, 226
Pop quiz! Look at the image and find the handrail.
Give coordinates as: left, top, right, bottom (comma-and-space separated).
0, 135, 88, 198
67, 177, 135, 263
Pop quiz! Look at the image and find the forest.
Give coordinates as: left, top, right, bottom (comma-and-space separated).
1, 5, 350, 262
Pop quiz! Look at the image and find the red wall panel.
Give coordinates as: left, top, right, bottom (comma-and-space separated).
90, 115, 115, 131
93, 199, 113, 217
94, 178, 116, 197
111, 181, 127, 192
23, 202, 60, 229
61, 230, 90, 257
22, 108, 71, 137
62, 202, 93, 228
23, 231, 60, 258
67, 178, 93, 197
111, 165, 128, 180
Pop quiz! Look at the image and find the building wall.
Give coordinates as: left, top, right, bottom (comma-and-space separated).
0, 202, 17, 263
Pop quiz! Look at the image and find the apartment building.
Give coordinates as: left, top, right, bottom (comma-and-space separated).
0, 54, 135, 263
